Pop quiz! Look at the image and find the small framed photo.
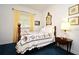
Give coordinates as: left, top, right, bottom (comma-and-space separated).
69, 4, 79, 15
68, 16, 79, 25
35, 21, 40, 25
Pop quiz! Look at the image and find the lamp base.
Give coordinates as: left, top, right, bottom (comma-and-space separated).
64, 30, 67, 32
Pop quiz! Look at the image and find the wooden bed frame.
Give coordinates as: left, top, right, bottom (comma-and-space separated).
18, 23, 21, 41
17, 24, 56, 42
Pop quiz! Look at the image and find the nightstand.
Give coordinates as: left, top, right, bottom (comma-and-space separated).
55, 37, 73, 53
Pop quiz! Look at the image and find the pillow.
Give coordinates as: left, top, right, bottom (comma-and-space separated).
21, 27, 31, 36
40, 25, 54, 34
44, 33, 50, 39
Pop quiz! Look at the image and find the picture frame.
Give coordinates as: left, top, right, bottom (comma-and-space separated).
35, 21, 40, 25
46, 12, 52, 25
69, 4, 79, 15
68, 16, 79, 25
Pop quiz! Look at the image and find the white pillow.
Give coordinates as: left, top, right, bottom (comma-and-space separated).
21, 27, 31, 36
40, 25, 54, 34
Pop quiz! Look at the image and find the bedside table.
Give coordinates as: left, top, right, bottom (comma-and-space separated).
55, 37, 73, 53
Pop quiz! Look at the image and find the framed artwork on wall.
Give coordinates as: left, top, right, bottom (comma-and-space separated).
35, 21, 40, 25
68, 16, 79, 25
46, 12, 52, 25
69, 4, 79, 15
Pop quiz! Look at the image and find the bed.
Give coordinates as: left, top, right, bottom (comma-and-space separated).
16, 24, 56, 54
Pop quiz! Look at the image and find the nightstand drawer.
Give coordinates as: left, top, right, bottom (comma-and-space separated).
56, 37, 68, 45
57, 39, 68, 45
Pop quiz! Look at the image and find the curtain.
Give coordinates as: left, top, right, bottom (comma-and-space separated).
29, 13, 34, 32
13, 9, 34, 43
13, 10, 21, 43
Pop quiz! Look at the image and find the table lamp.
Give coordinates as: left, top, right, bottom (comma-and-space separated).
61, 22, 70, 38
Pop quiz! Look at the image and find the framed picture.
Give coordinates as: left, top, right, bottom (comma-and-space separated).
68, 16, 79, 25
35, 21, 40, 25
69, 4, 79, 15
46, 12, 52, 25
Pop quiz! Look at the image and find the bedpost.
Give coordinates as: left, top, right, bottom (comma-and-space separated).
54, 26, 56, 40
18, 23, 21, 42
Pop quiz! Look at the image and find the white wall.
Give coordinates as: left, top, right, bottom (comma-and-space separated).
42, 4, 79, 54
0, 5, 14, 45
0, 4, 42, 45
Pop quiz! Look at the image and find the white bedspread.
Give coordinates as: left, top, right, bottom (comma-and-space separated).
16, 25, 55, 54
16, 32, 55, 54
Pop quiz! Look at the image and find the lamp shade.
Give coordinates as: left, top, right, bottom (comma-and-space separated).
61, 22, 70, 31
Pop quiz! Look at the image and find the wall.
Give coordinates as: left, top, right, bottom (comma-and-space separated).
42, 4, 79, 54
0, 5, 14, 44
13, 5, 42, 32
0, 4, 42, 45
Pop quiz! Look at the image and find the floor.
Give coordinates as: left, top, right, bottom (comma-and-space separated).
0, 43, 73, 55
0, 43, 17, 55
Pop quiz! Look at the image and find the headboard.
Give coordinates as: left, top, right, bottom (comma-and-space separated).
17, 24, 56, 41
54, 26, 56, 40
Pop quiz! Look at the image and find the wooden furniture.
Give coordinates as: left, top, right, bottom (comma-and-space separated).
18, 23, 21, 41
55, 37, 73, 52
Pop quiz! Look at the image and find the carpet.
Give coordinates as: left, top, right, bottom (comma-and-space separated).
0, 43, 73, 55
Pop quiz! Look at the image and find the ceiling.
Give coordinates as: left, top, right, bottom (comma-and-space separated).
19, 4, 53, 12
